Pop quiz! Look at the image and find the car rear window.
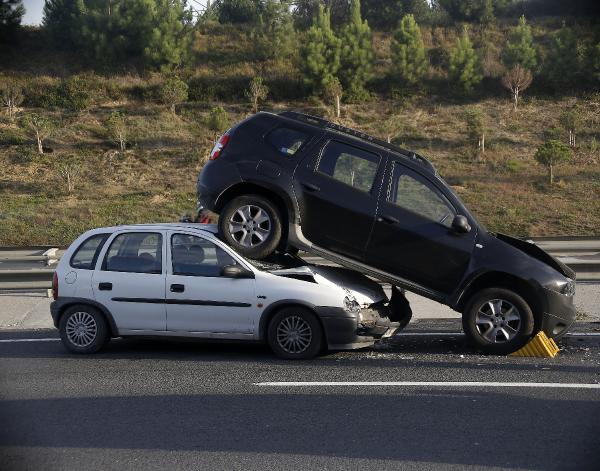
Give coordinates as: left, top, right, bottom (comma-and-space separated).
103, 232, 163, 274
70, 233, 109, 270
266, 127, 309, 156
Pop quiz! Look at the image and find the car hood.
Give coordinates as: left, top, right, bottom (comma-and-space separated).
495, 233, 576, 279
269, 265, 387, 307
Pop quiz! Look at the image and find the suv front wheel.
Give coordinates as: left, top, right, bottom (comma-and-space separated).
462, 288, 535, 355
219, 194, 283, 259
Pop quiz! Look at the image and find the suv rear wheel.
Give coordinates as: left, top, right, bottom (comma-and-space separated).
59, 305, 110, 354
462, 288, 534, 355
219, 194, 283, 259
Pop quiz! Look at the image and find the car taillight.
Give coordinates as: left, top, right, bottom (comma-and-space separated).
52, 272, 58, 300
210, 133, 230, 160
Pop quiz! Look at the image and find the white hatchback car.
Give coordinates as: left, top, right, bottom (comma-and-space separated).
51, 224, 408, 359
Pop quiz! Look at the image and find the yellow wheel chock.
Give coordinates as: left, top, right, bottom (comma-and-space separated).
509, 331, 560, 358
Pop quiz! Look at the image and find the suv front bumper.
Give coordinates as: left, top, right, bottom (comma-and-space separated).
539, 287, 576, 339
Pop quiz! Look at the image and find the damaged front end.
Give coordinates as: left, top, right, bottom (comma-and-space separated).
263, 255, 413, 340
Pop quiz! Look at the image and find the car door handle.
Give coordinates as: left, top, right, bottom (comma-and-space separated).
170, 284, 185, 293
377, 214, 399, 224
98, 282, 112, 291
302, 183, 320, 192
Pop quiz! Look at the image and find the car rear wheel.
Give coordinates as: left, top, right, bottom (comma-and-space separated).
268, 307, 323, 360
462, 288, 534, 355
59, 305, 110, 354
219, 195, 283, 259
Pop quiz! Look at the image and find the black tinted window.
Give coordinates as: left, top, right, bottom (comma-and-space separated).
70, 234, 109, 270
104, 232, 163, 274
171, 234, 237, 277
267, 127, 309, 156
390, 164, 455, 226
317, 141, 380, 193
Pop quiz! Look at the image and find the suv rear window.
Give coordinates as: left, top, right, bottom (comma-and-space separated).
266, 127, 309, 156
70, 234, 109, 270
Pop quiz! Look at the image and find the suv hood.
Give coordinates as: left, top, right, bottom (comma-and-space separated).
270, 265, 387, 307
495, 233, 575, 279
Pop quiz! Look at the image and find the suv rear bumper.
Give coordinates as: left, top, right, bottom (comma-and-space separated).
197, 160, 243, 213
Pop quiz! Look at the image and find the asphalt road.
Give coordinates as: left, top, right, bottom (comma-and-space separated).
1, 320, 600, 471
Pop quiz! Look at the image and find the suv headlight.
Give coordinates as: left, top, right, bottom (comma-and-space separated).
548, 278, 575, 297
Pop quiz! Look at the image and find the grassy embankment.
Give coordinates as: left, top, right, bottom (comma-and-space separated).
0, 22, 599, 246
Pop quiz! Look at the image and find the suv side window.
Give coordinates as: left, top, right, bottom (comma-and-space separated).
171, 234, 238, 277
103, 232, 163, 274
390, 163, 455, 226
266, 127, 309, 156
317, 140, 380, 193
70, 233, 109, 270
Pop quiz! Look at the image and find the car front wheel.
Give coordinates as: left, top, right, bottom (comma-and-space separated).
59, 305, 110, 354
462, 288, 535, 355
219, 194, 283, 260
268, 307, 323, 360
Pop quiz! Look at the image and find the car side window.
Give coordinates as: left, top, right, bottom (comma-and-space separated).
70, 233, 109, 270
266, 127, 309, 156
171, 234, 238, 277
390, 163, 455, 226
103, 232, 163, 274
317, 140, 380, 193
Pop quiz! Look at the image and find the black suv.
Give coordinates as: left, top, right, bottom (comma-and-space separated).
197, 111, 576, 353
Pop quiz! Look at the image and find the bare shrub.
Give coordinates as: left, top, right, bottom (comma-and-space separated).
501, 65, 533, 111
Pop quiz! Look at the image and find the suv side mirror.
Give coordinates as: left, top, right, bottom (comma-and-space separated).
221, 264, 254, 279
451, 215, 471, 234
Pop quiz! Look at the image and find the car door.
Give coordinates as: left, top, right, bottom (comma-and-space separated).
165, 231, 257, 335
366, 160, 476, 295
92, 231, 167, 331
293, 138, 384, 259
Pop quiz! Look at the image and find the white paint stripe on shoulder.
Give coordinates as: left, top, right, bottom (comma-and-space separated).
0, 338, 60, 343
396, 332, 600, 337
255, 381, 600, 389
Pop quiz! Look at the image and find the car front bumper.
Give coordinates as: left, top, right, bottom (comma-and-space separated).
539, 287, 576, 339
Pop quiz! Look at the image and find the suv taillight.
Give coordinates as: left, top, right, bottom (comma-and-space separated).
210, 132, 230, 160
52, 272, 58, 300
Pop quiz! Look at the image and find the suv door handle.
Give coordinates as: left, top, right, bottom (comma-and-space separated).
170, 284, 185, 293
302, 183, 320, 192
98, 282, 112, 291
377, 214, 399, 224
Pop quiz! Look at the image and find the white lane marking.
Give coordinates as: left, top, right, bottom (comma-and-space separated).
396, 332, 600, 337
255, 381, 600, 389
0, 338, 60, 343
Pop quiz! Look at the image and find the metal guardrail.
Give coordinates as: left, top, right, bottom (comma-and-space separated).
0, 237, 598, 291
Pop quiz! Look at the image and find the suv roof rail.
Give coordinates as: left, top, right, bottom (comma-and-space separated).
278, 110, 436, 173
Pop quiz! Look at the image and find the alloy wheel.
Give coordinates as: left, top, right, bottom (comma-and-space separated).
475, 299, 522, 343
228, 204, 272, 248
65, 311, 98, 347
276, 315, 313, 354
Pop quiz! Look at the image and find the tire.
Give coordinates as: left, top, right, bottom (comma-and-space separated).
462, 288, 535, 355
219, 195, 283, 260
59, 305, 110, 354
268, 307, 323, 360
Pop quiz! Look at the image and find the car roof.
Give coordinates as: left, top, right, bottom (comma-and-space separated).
85, 223, 219, 235
268, 111, 437, 175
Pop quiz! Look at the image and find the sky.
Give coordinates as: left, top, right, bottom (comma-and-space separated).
22, 0, 44, 26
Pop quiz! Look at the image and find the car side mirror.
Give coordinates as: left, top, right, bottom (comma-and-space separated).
451, 215, 471, 234
221, 264, 254, 279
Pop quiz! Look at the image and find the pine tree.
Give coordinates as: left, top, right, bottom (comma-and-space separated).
250, 0, 296, 62
544, 24, 583, 89
449, 27, 482, 94
42, 0, 85, 49
391, 14, 428, 86
503, 15, 537, 71
301, 5, 342, 93
0, 0, 25, 42
339, 0, 373, 97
